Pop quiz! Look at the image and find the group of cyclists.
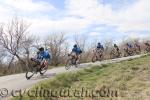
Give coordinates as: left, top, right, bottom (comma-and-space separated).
31, 41, 150, 71
31, 44, 83, 71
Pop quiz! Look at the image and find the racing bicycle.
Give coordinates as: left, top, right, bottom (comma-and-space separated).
65, 53, 79, 70
92, 49, 104, 62
26, 58, 48, 80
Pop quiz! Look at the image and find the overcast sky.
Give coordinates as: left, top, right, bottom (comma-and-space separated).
0, 0, 150, 44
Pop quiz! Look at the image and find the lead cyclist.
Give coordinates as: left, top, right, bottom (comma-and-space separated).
34, 47, 51, 69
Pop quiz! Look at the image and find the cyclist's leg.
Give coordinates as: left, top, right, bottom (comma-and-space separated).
72, 52, 78, 61
100, 49, 104, 56
70, 52, 77, 64
126, 47, 130, 55
40, 59, 45, 69
95, 49, 98, 59
71, 52, 76, 59
97, 49, 101, 57
77, 54, 80, 62
75, 54, 81, 65
75, 53, 79, 62
42, 58, 51, 67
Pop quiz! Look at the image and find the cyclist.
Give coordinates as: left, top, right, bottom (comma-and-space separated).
145, 41, 150, 52
134, 41, 141, 52
145, 41, 150, 47
34, 47, 51, 68
126, 43, 135, 55
114, 44, 119, 52
71, 44, 82, 64
96, 42, 104, 51
95, 42, 104, 58
126, 43, 133, 49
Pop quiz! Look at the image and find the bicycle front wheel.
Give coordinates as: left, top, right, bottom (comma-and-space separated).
65, 59, 72, 70
92, 55, 97, 62
110, 53, 115, 59
26, 68, 36, 80
26, 66, 37, 80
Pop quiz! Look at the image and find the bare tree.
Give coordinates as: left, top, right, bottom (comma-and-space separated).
32, 36, 42, 49
73, 34, 90, 62
0, 47, 6, 67
45, 33, 68, 66
0, 17, 33, 70
74, 34, 88, 52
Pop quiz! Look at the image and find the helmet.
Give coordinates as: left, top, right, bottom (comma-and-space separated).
114, 44, 117, 47
39, 47, 44, 51
74, 44, 77, 47
98, 42, 101, 45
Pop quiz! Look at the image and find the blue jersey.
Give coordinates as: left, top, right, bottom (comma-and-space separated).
37, 50, 51, 60
72, 47, 82, 54
97, 44, 104, 50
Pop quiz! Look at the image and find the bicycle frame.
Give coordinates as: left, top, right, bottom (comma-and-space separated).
92, 49, 104, 62
65, 54, 78, 70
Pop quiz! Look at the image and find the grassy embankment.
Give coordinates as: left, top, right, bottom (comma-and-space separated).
12, 54, 150, 100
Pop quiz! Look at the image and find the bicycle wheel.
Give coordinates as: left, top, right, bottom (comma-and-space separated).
65, 59, 72, 70
117, 52, 122, 58
26, 64, 37, 80
92, 55, 97, 62
73, 59, 78, 68
99, 54, 104, 61
39, 65, 48, 75
110, 53, 115, 59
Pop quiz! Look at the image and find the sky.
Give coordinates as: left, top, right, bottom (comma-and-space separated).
0, 0, 150, 44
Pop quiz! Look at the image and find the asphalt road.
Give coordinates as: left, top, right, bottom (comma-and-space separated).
0, 54, 146, 100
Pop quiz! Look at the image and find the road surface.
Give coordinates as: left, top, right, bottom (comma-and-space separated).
0, 54, 146, 100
